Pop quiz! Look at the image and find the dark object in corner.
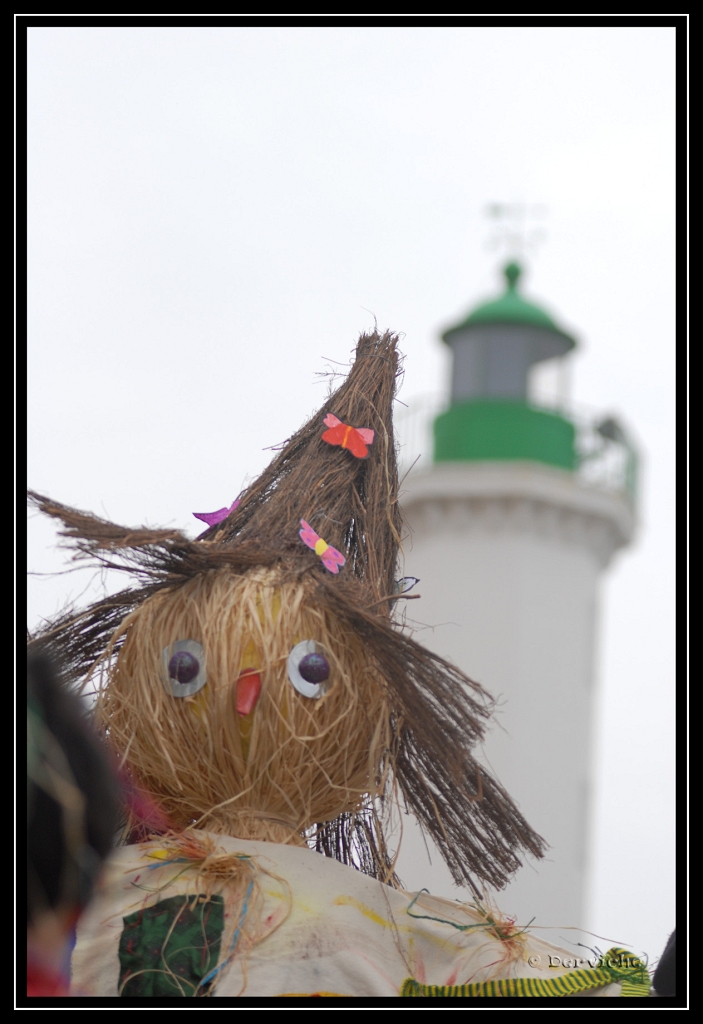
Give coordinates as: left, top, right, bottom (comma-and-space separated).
27, 651, 120, 923
651, 929, 676, 996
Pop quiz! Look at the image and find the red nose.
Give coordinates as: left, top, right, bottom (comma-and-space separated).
236, 671, 261, 716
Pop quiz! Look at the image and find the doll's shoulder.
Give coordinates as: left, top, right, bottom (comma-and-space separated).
71, 834, 640, 998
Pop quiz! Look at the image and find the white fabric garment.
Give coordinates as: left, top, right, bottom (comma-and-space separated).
71, 832, 622, 998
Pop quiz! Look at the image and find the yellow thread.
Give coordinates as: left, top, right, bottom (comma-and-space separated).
333, 894, 394, 930
333, 895, 465, 949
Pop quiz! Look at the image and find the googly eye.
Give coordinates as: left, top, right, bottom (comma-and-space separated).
162, 639, 207, 697
287, 640, 331, 699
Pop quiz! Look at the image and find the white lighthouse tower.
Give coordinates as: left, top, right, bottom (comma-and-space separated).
396, 262, 636, 930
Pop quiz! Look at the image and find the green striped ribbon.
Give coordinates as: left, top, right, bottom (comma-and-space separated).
400, 947, 650, 997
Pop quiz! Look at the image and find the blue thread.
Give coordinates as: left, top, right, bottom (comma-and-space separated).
145, 856, 190, 870
197, 879, 254, 991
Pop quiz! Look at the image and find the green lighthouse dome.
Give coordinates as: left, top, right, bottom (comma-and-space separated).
442, 262, 575, 348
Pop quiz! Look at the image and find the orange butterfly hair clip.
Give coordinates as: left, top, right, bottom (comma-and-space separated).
321, 414, 375, 459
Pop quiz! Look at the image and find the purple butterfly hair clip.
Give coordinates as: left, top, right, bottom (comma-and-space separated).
193, 499, 240, 527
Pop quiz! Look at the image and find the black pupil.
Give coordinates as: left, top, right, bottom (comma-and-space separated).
298, 652, 329, 684
168, 651, 200, 685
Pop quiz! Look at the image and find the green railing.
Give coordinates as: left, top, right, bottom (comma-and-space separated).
394, 395, 638, 508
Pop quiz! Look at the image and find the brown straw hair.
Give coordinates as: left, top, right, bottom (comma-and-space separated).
28, 330, 546, 892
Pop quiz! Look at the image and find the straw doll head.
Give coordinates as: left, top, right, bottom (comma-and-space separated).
97, 566, 393, 849
28, 331, 545, 892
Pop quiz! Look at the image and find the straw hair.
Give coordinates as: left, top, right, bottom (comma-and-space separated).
96, 567, 392, 848
28, 330, 547, 893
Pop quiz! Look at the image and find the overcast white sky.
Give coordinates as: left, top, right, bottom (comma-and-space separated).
26, 25, 677, 965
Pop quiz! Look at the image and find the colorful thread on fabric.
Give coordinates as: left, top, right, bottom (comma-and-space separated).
406, 889, 533, 942
121, 835, 293, 997
118, 893, 224, 997
195, 879, 254, 992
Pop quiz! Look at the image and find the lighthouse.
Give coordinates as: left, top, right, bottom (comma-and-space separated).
396, 262, 636, 930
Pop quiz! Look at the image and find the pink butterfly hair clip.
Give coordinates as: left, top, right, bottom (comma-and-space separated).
321, 414, 374, 459
299, 519, 346, 574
